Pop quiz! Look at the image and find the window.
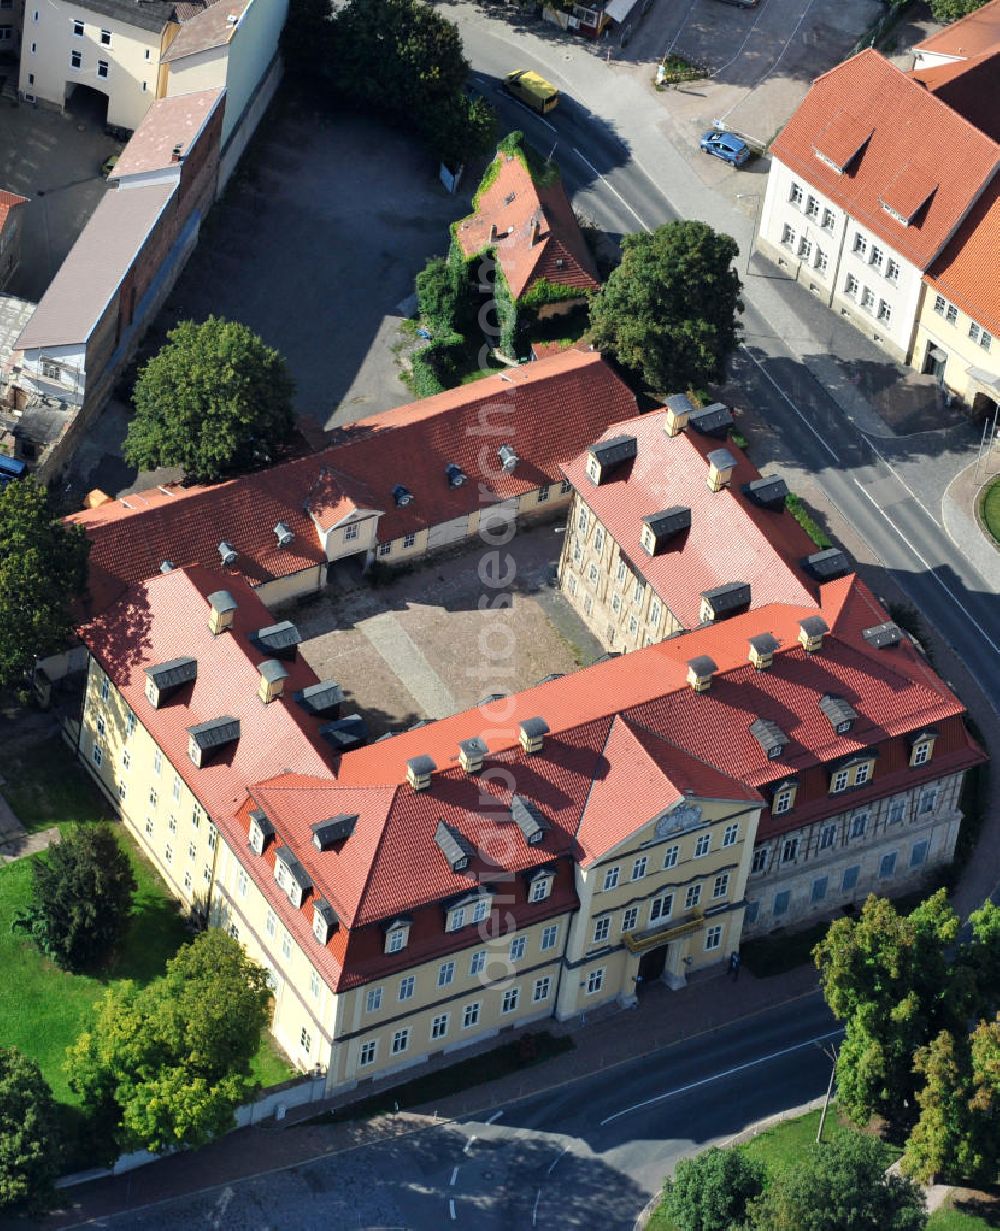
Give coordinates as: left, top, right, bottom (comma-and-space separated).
300, 1026, 311, 1054
402, 532, 416, 549
854, 762, 871, 787
537, 484, 550, 503
889, 799, 906, 824
540, 925, 558, 952
237, 868, 248, 898
344, 522, 359, 542
117, 782, 127, 801
685, 884, 702, 910
365, 986, 384, 1013
529, 875, 552, 903
773, 890, 790, 917
192, 806, 201, 829
391, 1029, 410, 1055
207, 824, 216, 850
705, 925, 723, 951
813, 244, 828, 271
97, 59, 108, 78
148, 788, 158, 809
649, 599, 661, 626
100, 676, 110, 702
360, 1040, 377, 1067
821, 207, 835, 231
377, 542, 391, 557
781, 224, 795, 249
100, 26, 110, 42
431, 1013, 449, 1041
622, 906, 639, 932
126, 710, 136, 737
845, 273, 859, 298
632, 578, 645, 606
501, 987, 520, 1014
912, 741, 931, 767
819, 823, 837, 850
173, 773, 181, 801
879, 851, 898, 880
92, 744, 103, 768
509, 936, 526, 962
470, 949, 487, 975
631, 856, 647, 881
663, 844, 679, 869
745, 900, 760, 925
266, 909, 276, 938
72, 18, 83, 34
152, 747, 163, 775
869, 245, 884, 270
387, 928, 407, 954
886, 259, 900, 284
203, 864, 211, 882
861, 287, 875, 312
560, 478, 572, 495
919, 788, 938, 815
463, 1002, 481, 1029
877, 300, 892, 325
713, 873, 730, 899
472, 898, 489, 924
70, 48, 82, 68
782, 837, 798, 863
789, 182, 803, 206
850, 812, 868, 839
616, 559, 627, 583
577, 507, 589, 532
310, 970, 321, 999
398, 975, 415, 1002
946, 302, 958, 325
650, 893, 673, 923
773, 787, 794, 815
751, 848, 768, 874
842, 864, 860, 892
587, 563, 599, 584
694, 834, 711, 859
603, 866, 620, 892
586, 968, 605, 995
282, 930, 292, 960
165, 844, 173, 864
145, 816, 153, 836
911, 840, 929, 868
798, 237, 812, 261
593, 916, 611, 943
853, 232, 867, 257
446, 906, 466, 933
533, 976, 551, 1002
969, 322, 993, 351
594, 527, 604, 552
832, 769, 850, 793
183, 870, 192, 891
809, 875, 828, 903
628, 616, 638, 635
611, 592, 622, 613
805, 195, 819, 219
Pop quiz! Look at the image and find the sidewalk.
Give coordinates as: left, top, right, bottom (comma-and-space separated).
44, 963, 819, 1228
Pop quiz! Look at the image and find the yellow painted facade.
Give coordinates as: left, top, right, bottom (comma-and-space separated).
912, 281, 1000, 408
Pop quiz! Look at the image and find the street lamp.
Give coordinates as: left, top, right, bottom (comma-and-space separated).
736, 192, 762, 278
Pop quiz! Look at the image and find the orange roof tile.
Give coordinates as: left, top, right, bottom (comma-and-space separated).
910, 47, 1000, 143
925, 177, 1000, 338
0, 189, 27, 231
455, 150, 600, 301
771, 49, 1000, 270
913, 0, 1000, 60
110, 89, 223, 180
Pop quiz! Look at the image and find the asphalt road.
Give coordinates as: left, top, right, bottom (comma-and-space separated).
81, 994, 839, 1230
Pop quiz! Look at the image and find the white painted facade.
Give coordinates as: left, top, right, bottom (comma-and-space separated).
16, 341, 87, 406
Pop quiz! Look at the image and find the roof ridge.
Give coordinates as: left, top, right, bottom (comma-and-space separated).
621, 714, 759, 793
353, 782, 407, 923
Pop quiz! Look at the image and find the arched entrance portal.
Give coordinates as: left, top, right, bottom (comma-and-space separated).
65, 82, 108, 127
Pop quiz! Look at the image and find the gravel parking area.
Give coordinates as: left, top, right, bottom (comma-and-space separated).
294, 524, 604, 738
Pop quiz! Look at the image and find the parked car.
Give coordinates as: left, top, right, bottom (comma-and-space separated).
504, 70, 560, 115
700, 130, 751, 167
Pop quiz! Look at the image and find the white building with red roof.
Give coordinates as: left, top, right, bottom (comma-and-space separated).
757, 47, 1000, 364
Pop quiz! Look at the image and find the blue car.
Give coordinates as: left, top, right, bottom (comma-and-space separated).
700, 130, 751, 167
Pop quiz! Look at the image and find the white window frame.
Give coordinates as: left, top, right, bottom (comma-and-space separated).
586, 968, 605, 995
593, 916, 611, 943
602, 866, 619, 892
705, 925, 723, 951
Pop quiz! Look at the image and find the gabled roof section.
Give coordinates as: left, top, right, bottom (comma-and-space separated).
560, 408, 818, 627
771, 49, 1000, 270
161, 0, 249, 63
913, 0, 1000, 61
454, 144, 600, 301
910, 48, 1000, 142
110, 89, 223, 180
926, 177, 1000, 337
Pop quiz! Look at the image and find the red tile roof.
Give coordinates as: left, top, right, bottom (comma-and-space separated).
110, 89, 223, 180
561, 410, 818, 627
771, 49, 1000, 270
910, 47, 1000, 143
454, 149, 600, 301
0, 189, 27, 231
925, 177, 1000, 338
913, 0, 1000, 61
161, 0, 248, 63
71, 350, 639, 614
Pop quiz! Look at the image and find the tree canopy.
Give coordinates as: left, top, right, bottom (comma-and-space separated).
589, 220, 743, 396
66, 930, 272, 1152
0, 477, 89, 689
15, 824, 137, 972
929, 0, 987, 21
123, 316, 296, 484
0, 1047, 61, 1215
662, 1145, 765, 1231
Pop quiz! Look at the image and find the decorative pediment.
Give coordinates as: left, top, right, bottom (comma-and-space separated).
654, 801, 703, 839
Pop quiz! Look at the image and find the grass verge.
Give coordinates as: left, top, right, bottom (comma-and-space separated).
298, 1031, 574, 1126
980, 477, 1000, 547
786, 492, 832, 549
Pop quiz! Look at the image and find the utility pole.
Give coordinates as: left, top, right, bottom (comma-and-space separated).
816, 1043, 838, 1144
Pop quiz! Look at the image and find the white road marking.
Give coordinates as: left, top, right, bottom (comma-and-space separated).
547, 1144, 570, 1174
210, 1186, 234, 1228
850, 478, 1000, 667
486, 1110, 504, 1124
532, 1187, 542, 1226
740, 344, 840, 463
464, 1135, 477, 1154
572, 148, 651, 233
449, 1198, 457, 1220
450, 1166, 459, 1187
600, 1028, 842, 1126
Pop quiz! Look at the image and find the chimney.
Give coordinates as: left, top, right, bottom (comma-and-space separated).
458, 737, 487, 774
160, 560, 175, 573
519, 716, 549, 755
748, 632, 779, 671
274, 521, 295, 548
531, 217, 541, 246
798, 615, 829, 653
406, 755, 436, 791
257, 658, 289, 704
663, 393, 694, 437
218, 540, 238, 567
686, 655, 717, 693
171, 142, 183, 163
706, 448, 736, 492
489, 223, 498, 242
207, 590, 237, 635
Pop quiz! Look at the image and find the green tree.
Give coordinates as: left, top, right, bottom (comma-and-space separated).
661, 1146, 765, 1231
929, 0, 987, 22
66, 930, 271, 1153
0, 477, 89, 688
749, 1133, 926, 1231
589, 220, 742, 395
124, 316, 296, 483
14, 825, 136, 972
281, 0, 334, 81
422, 92, 498, 169
903, 1031, 980, 1184
0, 1047, 61, 1215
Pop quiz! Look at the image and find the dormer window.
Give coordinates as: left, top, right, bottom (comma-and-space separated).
273, 846, 312, 908
312, 899, 338, 944
446, 891, 491, 932
435, 820, 473, 873
819, 694, 858, 736
392, 484, 413, 507
750, 718, 787, 760
248, 808, 273, 855
384, 917, 411, 954
772, 781, 798, 815
909, 730, 938, 768
527, 868, 554, 903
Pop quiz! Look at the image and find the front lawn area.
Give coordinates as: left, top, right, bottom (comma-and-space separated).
1, 736, 295, 1168
980, 477, 1000, 547
929, 1207, 1000, 1230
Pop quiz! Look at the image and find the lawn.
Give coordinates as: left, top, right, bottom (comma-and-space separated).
929, 1208, 1000, 1230
0, 736, 295, 1167
981, 477, 1000, 547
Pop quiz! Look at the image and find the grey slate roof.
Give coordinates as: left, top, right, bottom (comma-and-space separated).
510, 794, 550, 845
819, 693, 859, 730
804, 548, 851, 580
295, 681, 344, 717
862, 621, 903, 649
312, 814, 358, 849
750, 717, 787, 757
799, 615, 830, 638
687, 402, 734, 436
252, 620, 302, 655
187, 715, 239, 749
144, 656, 197, 689
434, 820, 474, 872
701, 582, 751, 615
743, 475, 789, 509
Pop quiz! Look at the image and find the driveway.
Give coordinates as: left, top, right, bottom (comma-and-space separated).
0, 98, 120, 301
293, 523, 604, 737
154, 91, 474, 429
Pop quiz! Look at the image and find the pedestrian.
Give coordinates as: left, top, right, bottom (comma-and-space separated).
729, 951, 741, 982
